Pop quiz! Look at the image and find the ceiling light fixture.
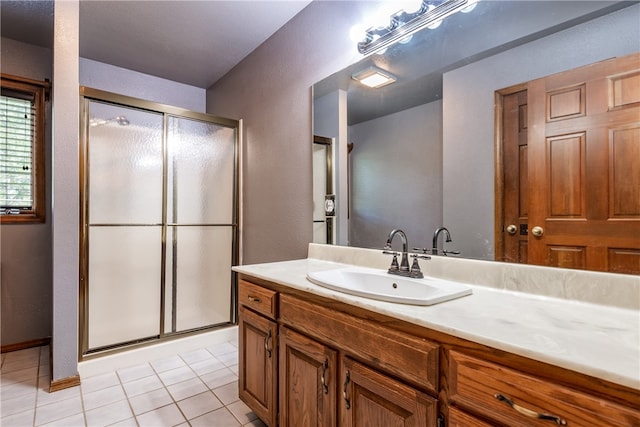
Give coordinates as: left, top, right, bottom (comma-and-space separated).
356, 0, 478, 55
352, 67, 397, 89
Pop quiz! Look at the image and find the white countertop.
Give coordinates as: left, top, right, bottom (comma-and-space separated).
233, 253, 640, 391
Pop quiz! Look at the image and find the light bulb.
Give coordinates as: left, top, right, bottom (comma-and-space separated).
398, 0, 423, 14
349, 24, 367, 43
371, 2, 400, 29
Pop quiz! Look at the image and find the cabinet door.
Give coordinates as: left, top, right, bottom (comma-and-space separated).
340, 357, 437, 427
238, 306, 277, 427
279, 326, 337, 427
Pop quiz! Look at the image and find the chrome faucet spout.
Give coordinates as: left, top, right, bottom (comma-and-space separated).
385, 229, 410, 272
432, 227, 452, 255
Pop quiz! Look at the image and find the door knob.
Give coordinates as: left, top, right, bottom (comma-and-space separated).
531, 226, 544, 237
506, 224, 517, 235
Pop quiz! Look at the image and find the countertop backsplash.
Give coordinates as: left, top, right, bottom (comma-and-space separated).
308, 243, 640, 311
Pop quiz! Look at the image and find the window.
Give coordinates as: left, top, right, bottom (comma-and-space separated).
1, 74, 48, 223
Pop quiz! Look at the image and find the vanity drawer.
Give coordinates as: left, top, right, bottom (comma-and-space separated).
448, 350, 640, 427
238, 280, 277, 320
279, 293, 439, 394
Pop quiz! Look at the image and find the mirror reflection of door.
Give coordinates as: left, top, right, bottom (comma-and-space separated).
313, 135, 333, 244
498, 86, 529, 265
497, 52, 640, 274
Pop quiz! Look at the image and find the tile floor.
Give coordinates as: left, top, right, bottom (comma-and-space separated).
0, 341, 266, 427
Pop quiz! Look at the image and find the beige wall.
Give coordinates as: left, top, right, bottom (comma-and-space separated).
206, 1, 378, 264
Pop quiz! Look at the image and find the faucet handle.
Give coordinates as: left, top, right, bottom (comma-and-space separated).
412, 247, 430, 254
443, 249, 460, 256
383, 251, 400, 272
409, 253, 429, 278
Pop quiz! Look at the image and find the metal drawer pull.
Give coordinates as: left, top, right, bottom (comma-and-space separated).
248, 295, 262, 303
495, 394, 567, 425
321, 359, 329, 394
264, 329, 272, 358
343, 370, 351, 409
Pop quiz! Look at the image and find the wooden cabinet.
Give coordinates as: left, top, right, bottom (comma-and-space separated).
238, 281, 278, 427
340, 357, 436, 427
279, 326, 337, 427
277, 293, 437, 427
237, 276, 640, 427
448, 350, 640, 427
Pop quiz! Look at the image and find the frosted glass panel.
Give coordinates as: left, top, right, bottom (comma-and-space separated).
88, 226, 161, 349
169, 226, 233, 331
89, 102, 164, 224
167, 117, 235, 224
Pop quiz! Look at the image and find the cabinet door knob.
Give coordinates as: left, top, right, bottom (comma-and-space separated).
506, 224, 517, 235
531, 226, 544, 237
495, 394, 567, 425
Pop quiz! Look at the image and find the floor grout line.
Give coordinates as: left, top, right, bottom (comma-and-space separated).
1, 342, 260, 427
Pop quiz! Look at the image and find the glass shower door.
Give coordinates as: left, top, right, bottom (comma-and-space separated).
86, 101, 164, 350
165, 117, 236, 332
81, 88, 239, 356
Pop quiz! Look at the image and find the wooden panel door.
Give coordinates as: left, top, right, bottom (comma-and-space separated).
279, 326, 337, 427
238, 306, 278, 427
340, 357, 437, 427
527, 53, 640, 273
500, 88, 529, 264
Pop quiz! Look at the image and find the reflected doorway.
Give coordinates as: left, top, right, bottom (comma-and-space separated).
313, 135, 334, 244
496, 53, 640, 274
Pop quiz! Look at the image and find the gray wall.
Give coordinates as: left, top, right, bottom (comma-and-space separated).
443, 4, 640, 260
79, 59, 206, 112
348, 101, 443, 250
206, 1, 377, 264
0, 38, 53, 347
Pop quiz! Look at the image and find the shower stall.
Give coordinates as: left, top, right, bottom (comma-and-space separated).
79, 87, 239, 358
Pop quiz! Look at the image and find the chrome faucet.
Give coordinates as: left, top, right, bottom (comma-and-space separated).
383, 229, 430, 278
432, 227, 459, 256
384, 229, 410, 274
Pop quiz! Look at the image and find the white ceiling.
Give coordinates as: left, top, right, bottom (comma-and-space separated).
1, 0, 312, 88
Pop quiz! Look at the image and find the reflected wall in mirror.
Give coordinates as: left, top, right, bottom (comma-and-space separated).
312, 0, 640, 273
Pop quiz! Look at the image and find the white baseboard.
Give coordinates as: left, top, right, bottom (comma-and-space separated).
78, 326, 238, 378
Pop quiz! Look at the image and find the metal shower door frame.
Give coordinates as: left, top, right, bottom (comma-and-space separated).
78, 87, 240, 360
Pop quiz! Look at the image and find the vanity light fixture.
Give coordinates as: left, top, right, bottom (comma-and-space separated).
352, 67, 397, 89
356, 0, 478, 55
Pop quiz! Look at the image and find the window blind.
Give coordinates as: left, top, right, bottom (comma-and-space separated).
0, 90, 35, 212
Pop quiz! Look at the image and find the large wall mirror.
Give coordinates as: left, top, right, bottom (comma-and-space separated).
312, 0, 640, 273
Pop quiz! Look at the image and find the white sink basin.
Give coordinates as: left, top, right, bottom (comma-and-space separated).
307, 266, 472, 306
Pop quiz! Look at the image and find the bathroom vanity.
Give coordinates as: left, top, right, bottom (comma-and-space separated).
234, 244, 640, 426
